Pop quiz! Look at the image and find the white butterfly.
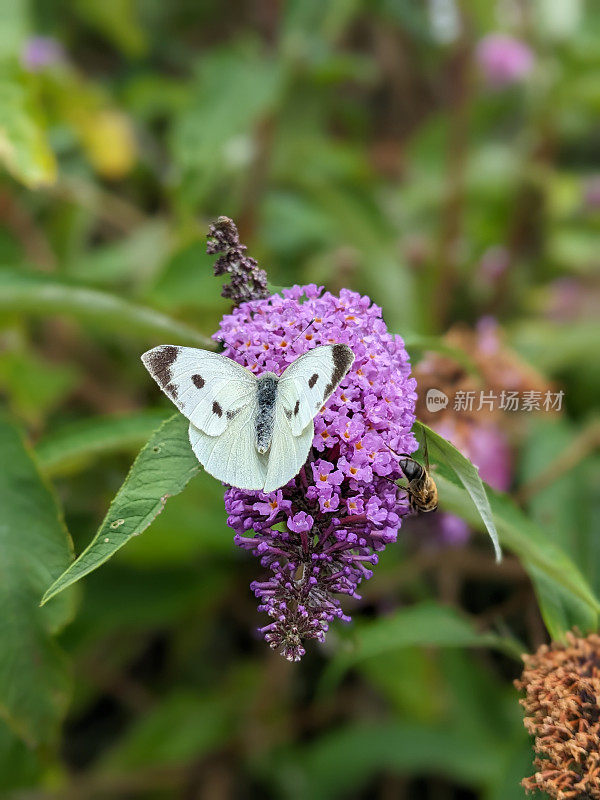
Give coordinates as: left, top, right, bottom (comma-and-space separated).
141, 343, 355, 493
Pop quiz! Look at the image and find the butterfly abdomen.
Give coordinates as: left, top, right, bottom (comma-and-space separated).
255, 373, 278, 454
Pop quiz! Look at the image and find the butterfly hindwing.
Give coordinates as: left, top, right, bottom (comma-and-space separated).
188, 405, 268, 491
263, 405, 314, 493
141, 345, 256, 435
277, 344, 355, 436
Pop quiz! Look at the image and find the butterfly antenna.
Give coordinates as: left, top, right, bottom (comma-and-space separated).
291, 318, 316, 345
214, 336, 246, 356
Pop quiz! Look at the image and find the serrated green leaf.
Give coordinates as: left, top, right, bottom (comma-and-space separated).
35, 410, 169, 474
0, 64, 57, 188
41, 414, 200, 605
416, 422, 501, 561
0, 415, 73, 746
0, 268, 214, 347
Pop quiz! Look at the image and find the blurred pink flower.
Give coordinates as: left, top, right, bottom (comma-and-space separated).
475, 316, 502, 357
478, 245, 510, 285
21, 36, 64, 72
403, 511, 470, 551
545, 277, 585, 322
543, 277, 600, 323
476, 34, 534, 89
464, 423, 512, 492
438, 514, 470, 547
435, 417, 512, 492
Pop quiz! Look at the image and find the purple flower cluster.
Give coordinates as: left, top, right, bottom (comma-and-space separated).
217, 285, 417, 660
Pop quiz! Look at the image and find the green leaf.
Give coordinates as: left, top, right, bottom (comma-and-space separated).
320, 602, 521, 693
0, 268, 214, 347
0, 720, 44, 792
0, 347, 79, 427
64, 563, 231, 653
0, 4, 28, 61
35, 410, 169, 475
146, 240, 229, 314
518, 417, 600, 582
421, 422, 600, 635
65, 220, 171, 287
0, 415, 73, 746
117, 473, 232, 566
99, 692, 233, 772
98, 665, 260, 773
72, 0, 147, 58
435, 474, 600, 633
172, 41, 284, 207
267, 721, 503, 800
0, 64, 57, 188
416, 422, 501, 561
530, 565, 597, 641
40, 414, 200, 605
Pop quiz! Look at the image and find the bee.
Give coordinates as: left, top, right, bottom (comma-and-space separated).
389, 432, 438, 513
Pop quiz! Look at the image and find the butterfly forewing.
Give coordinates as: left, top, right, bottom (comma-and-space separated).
141, 345, 256, 435
277, 344, 355, 436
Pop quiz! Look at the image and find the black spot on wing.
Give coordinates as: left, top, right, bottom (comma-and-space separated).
308, 373, 319, 388
227, 408, 240, 421
145, 345, 178, 387
192, 374, 205, 389
324, 344, 354, 400
285, 408, 292, 420
212, 401, 223, 417
294, 399, 300, 416
165, 383, 178, 400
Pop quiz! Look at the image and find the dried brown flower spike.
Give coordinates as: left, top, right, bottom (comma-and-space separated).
516, 631, 600, 799
206, 216, 269, 306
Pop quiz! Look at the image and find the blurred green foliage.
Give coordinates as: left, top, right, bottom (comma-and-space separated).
0, 0, 598, 797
